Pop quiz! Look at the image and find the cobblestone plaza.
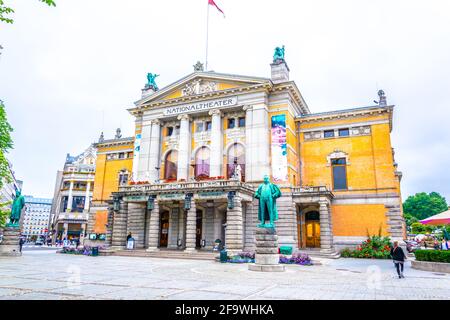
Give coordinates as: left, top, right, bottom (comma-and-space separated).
0, 250, 448, 300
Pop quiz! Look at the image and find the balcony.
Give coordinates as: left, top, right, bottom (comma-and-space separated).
118, 179, 255, 195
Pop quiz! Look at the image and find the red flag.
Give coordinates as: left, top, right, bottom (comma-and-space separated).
208, 0, 225, 17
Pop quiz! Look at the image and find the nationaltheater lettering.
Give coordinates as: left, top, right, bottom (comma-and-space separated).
163, 97, 237, 116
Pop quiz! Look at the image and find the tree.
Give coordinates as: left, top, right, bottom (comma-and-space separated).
0, 0, 55, 24
403, 192, 448, 221
0, 201, 11, 228
0, 100, 13, 190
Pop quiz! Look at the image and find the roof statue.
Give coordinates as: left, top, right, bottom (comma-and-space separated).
99, 132, 105, 143
115, 128, 122, 139
146, 73, 160, 91
193, 61, 204, 72
273, 45, 285, 63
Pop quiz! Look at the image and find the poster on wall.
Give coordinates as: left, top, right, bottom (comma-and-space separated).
271, 114, 288, 182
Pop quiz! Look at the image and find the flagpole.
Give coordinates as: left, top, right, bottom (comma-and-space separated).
205, 1, 210, 71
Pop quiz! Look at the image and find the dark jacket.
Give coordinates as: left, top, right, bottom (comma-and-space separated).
390, 246, 406, 262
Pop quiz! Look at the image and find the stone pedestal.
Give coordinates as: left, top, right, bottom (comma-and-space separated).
249, 227, 285, 272
0, 227, 22, 257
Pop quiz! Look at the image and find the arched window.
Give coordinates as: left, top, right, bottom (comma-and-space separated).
164, 150, 178, 180
227, 143, 245, 181
195, 147, 210, 178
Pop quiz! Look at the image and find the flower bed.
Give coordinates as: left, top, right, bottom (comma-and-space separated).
59, 245, 107, 256
340, 236, 392, 259
227, 251, 255, 263
279, 253, 313, 265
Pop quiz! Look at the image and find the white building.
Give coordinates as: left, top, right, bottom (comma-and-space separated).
22, 196, 53, 241
50, 145, 96, 243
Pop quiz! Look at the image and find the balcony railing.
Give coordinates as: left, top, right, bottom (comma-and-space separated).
291, 186, 333, 194
119, 179, 254, 193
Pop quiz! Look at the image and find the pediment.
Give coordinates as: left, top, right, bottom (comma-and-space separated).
135, 71, 271, 107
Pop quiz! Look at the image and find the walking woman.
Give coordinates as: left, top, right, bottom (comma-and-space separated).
390, 241, 407, 278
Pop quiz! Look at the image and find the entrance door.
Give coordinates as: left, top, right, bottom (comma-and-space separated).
196, 210, 203, 248
160, 211, 169, 248
305, 211, 321, 248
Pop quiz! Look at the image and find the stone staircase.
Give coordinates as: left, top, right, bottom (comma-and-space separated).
107, 249, 218, 261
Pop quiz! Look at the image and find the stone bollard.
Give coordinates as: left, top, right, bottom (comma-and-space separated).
249, 227, 285, 272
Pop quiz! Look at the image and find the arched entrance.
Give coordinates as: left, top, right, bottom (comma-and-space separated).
159, 211, 170, 248
305, 211, 320, 248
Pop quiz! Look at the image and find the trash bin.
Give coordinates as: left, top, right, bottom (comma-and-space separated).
220, 249, 228, 263
279, 246, 293, 255
91, 246, 99, 257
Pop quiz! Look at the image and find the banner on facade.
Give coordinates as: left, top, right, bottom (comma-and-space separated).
271, 114, 288, 182
132, 133, 142, 181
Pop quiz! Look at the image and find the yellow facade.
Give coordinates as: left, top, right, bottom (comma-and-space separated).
91, 141, 133, 233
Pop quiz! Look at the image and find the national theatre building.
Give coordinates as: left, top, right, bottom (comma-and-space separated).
86, 53, 405, 257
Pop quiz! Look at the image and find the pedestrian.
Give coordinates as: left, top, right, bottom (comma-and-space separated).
441, 239, 449, 251
127, 232, 132, 242
433, 239, 440, 250
19, 237, 24, 253
75, 237, 80, 248
390, 241, 407, 279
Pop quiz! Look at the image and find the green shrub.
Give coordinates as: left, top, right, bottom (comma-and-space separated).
414, 250, 450, 263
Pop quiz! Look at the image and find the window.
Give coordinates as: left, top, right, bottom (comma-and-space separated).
238, 117, 246, 128
118, 153, 125, 159
324, 130, 335, 138
338, 128, 350, 137
167, 127, 174, 136
206, 121, 212, 131
331, 158, 347, 190
226, 143, 245, 181
195, 147, 210, 178
119, 171, 129, 186
196, 122, 204, 133
228, 118, 236, 129
164, 150, 178, 180
175, 126, 180, 136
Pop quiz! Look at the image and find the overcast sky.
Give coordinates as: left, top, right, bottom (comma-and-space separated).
0, 0, 449, 202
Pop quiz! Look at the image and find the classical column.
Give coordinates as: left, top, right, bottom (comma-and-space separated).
105, 205, 114, 247
252, 104, 270, 179
66, 181, 74, 212
148, 120, 162, 183
243, 106, 253, 181
146, 200, 160, 252
137, 122, 152, 181
177, 115, 191, 181
209, 109, 223, 177
178, 207, 186, 249
319, 201, 334, 254
225, 195, 244, 255
84, 182, 91, 212
111, 200, 128, 249
184, 198, 197, 253
80, 223, 87, 241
